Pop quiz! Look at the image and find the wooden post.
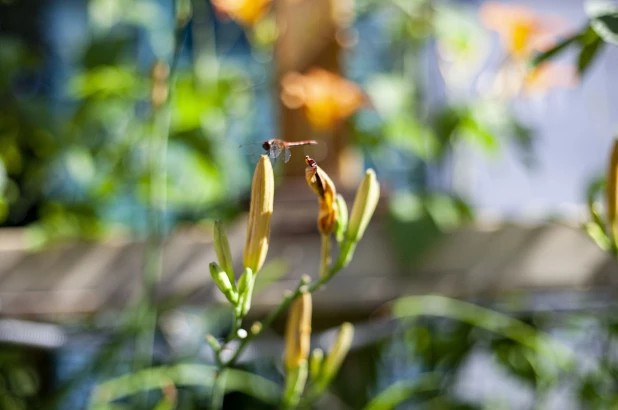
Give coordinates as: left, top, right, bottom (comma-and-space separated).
274, 0, 361, 187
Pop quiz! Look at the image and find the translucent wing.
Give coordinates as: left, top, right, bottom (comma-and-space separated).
269, 143, 283, 160
284, 147, 292, 163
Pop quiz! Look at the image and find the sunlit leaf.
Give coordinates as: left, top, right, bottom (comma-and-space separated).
68, 66, 141, 99
585, 0, 618, 44
578, 33, 604, 75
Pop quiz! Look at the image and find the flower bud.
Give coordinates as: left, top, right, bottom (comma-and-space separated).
334, 194, 348, 244
237, 267, 255, 316
284, 292, 312, 371
309, 348, 324, 379
244, 155, 274, 273
209, 262, 238, 304
607, 139, 618, 228
305, 156, 338, 235
347, 169, 379, 243
321, 322, 353, 383
205, 334, 222, 352
214, 220, 235, 285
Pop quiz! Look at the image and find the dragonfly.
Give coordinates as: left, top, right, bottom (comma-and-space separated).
240, 139, 318, 163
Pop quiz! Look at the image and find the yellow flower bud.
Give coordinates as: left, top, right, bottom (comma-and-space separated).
607, 139, 618, 228
347, 169, 379, 243
284, 292, 312, 370
214, 220, 235, 285
209, 262, 238, 304
305, 156, 338, 236
243, 155, 274, 273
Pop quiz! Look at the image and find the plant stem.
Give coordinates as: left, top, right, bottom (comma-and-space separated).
319, 234, 331, 279
133, 3, 184, 381
221, 261, 343, 368
210, 368, 229, 410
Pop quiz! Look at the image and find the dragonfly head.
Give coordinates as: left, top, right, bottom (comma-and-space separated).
262, 140, 271, 152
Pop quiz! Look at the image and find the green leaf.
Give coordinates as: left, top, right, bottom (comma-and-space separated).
392, 295, 575, 369
531, 31, 583, 67
585, 0, 618, 44
362, 374, 440, 410
578, 32, 604, 75
89, 364, 281, 407
584, 221, 611, 250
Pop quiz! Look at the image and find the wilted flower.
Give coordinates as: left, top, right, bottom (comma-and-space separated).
243, 155, 274, 273
211, 0, 272, 27
305, 156, 338, 236
281, 68, 366, 130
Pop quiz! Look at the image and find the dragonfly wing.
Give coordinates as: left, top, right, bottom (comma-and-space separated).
270, 144, 282, 160
284, 147, 291, 163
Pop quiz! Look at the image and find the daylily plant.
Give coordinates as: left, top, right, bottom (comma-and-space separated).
207, 154, 379, 408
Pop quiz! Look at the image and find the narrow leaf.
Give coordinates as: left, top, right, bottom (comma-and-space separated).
578, 33, 604, 74
531, 31, 583, 67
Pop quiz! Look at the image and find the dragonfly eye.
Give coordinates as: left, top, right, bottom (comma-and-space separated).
262, 141, 270, 151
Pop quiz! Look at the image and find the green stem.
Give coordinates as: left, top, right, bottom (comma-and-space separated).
281, 364, 308, 410
331, 240, 355, 274
222, 257, 346, 368
133, 1, 183, 380
227, 315, 243, 342
210, 368, 229, 410
319, 234, 331, 279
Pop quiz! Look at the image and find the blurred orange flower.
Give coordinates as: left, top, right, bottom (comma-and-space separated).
281, 68, 366, 130
480, 2, 560, 60
211, 0, 272, 27
523, 62, 577, 95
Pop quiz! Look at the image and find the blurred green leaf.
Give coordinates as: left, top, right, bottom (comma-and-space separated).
585, 0, 618, 44
492, 338, 540, 386
531, 31, 583, 67
253, 258, 288, 295
366, 75, 414, 121
362, 374, 440, 410
393, 295, 575, 369
90, 364, 281, 407
584, 221, 611, 250
384, 117, 439, 160
68, 66, 141, 99
388, 192, 473, 267
577, 29, 604, 75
